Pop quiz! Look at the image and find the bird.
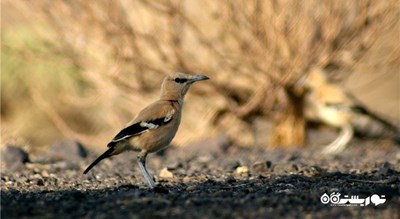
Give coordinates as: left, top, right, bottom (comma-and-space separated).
83, 72, 209, 188
300, 68, 399, 154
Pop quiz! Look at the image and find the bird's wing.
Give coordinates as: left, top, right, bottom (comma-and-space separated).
107, 101, 176, 147
315, 84, 354, 111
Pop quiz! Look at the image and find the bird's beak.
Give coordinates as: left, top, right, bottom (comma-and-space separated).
190, 75, 210, 82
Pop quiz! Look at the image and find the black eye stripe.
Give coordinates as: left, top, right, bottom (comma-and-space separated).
174, 78, 187, 83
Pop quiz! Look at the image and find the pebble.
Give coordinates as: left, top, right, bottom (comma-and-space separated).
41, 171, 50, 178
183, 176, 191, 184
396, 152, 400, 162
186, 185, 196, 192
226, 175, 236, 183
273, 163, 299, 175
225, 161, 241, 171
34, 178, 45, 186
252, 161, 272, 173
0, 145, 30, 171
197, 155, 212, 163
48, 140, 87, 162
302, 166, 323, 177
166, 160, 183, 170
236, 166, 249, 174
159, 168, 174, 179
197, 174, 208, 182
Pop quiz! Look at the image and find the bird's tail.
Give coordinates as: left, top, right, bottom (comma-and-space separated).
83, 147, 115, 174
350, 106, 399, 141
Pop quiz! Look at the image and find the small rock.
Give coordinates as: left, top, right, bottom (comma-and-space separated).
0, 145, 30, 171
396, 152, 400, 162
48, 140, 87, 162
183, 176, 191, 184
252, 161, 272, 173
166, 160, 183, 170
186, 185, 196, 192
34, 178, 45, 186
197, 174, 208, 182
236, 166, 249, 174
197, 155, 212, 163
272, 163, 298, 175
276, 189, 295, 194
374, 162, 393, 176
159, 168, 174, 179
41, 171, 50, 177
303, 165, 323, 177
225, 160, 241, 170
226, 175, 236, 183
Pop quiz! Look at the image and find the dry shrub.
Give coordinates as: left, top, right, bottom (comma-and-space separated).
2, 0, 399, 150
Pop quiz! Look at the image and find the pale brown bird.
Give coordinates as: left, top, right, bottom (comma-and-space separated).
301, 68, 398, 154
83, 73, 209, 188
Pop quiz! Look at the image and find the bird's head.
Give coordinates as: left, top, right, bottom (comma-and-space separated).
161, 72, 209, 101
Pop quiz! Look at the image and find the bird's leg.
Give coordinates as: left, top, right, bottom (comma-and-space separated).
322, 124, 353, 155
137, 150, 155, 188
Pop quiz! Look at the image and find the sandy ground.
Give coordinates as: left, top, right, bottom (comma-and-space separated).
1, 138, 400, 219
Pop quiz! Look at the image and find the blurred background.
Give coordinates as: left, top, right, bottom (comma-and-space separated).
1, 0, 399, 153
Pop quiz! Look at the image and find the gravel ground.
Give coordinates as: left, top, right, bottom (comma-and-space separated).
1, 138, 400, 219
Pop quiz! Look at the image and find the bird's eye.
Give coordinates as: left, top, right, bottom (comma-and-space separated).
174, 78, 187, 83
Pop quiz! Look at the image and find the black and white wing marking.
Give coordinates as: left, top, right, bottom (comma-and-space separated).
107, 110, 175, 147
